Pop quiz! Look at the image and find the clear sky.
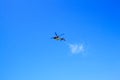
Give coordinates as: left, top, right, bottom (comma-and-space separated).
0, 0, 120, 80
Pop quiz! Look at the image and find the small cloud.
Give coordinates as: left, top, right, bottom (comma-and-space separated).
69, 43, 85, 54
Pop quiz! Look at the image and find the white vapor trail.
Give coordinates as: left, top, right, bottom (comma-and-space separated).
68, 43, 85, 54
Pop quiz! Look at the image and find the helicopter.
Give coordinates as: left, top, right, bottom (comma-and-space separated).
52, 32, 66, 41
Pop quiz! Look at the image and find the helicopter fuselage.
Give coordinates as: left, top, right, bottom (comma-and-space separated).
54, 36, 60, 40
53, 36, 65, 41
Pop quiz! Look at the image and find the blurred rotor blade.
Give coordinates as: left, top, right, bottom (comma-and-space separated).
59, 33, 64, 36
55, 32, 57, 36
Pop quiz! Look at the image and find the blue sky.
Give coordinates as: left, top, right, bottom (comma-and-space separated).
0, 0, 120, 80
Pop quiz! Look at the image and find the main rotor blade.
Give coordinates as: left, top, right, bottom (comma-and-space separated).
55, 32, 57, 36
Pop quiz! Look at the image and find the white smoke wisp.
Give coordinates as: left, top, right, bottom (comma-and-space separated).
69, 43, 85, 54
